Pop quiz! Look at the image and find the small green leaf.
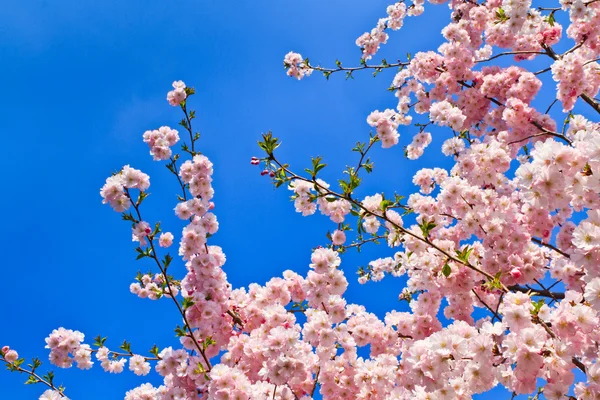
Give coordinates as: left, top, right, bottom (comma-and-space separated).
119, 340, 131, 353
182, 297, 195, 310
93, 335, 107, 348
442, 263, 452, 277
419, 220, 437, 239
163, 254, 173, 269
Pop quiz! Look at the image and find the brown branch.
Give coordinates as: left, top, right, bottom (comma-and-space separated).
541, 44, 600, 115
508, 285, 565, 299
307, 60, 408, 76
472, 289, 503, 321
531, 237, 570, 258
271, 156, 506, 289
311, 367, 320, 397
126, 191, 212, 371
475, 51, 546, 63
1, 358, 67, 398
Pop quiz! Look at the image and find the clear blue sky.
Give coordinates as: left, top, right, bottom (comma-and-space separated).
0, 0, 577, 398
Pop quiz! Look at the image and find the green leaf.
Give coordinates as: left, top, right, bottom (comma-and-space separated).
93, 335, 107, 348
28, 358, 42, 371
305, 156, 326, 178
380, 199, 393, 212
202, 337, 216, 350
163, 254, 173, 269
257, 131, 281, 156
442, 263, 452, 277
531, 299, 545, 315
456, 246, 474, 263
419, 220, 437, 239
174, 325, 187, 338
352, 142, 366, 154
25, 375, 40, 385
152, 222, 161, 236
119, 340, 131, 353
495, 7, 509, 23
42, 371, 55, 386
182, 297, 195, 310
545, 10, 556, 27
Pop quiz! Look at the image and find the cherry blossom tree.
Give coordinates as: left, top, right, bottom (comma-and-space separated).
3, 0, 600, 398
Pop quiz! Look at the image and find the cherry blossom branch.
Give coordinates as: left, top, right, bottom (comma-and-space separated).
533, 66, 552, 75
507, 285, 565, 300
311, 367, 320, 397
306, 59, 408, 79
474, 50, 546, 63
434, 67, 571, 144
125, 190, 212, 371
472, 289, 503, 321
583, 57, 600, 67
1, 357, 66, 398
180, 103, 198, 155
541, 44, 600, 115
167, 156, 188, 202
89, 348, 160, 361
531, 237, 570, 258
268, 154, 507, 289
507, 130, 572, 146
572, 357, 587, 374
343, 235, 387, 249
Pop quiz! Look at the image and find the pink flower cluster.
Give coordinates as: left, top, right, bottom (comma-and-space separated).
283, 52, 312, 80
45, 328, 92, 369
429, 100, 466, 132
552, 51, 600, 112
100, 166, 150, 212
132, 221, 151, 246
355, 19, 389, 60
354, 0, 426, 60
366, 109, 411, 148
289, 179, 351, 223
1, 346, 18, 363
40, 390, 68, 400
179, 154, 214, 200
130, 272, 179, 300
166, 80, 187, 106
406, 131, 432, 160
96, 346, 126, 373
19, 0, 600, 392
142, 126, 180, 161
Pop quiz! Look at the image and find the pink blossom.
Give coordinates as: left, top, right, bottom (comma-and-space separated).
167, 80, 187, 106
159, 232, 174, 248
331, 230, 346, 246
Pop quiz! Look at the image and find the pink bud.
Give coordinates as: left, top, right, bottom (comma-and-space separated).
4, 349, 18, 363
1, 346, 9, 353
261, 170, 269, 176
510, 267, 522, 280
332, 230, 346, 246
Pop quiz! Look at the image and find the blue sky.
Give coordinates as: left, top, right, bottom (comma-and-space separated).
0, 0, 582, 398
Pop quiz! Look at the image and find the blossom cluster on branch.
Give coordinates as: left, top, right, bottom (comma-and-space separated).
4, 0, 600, 399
